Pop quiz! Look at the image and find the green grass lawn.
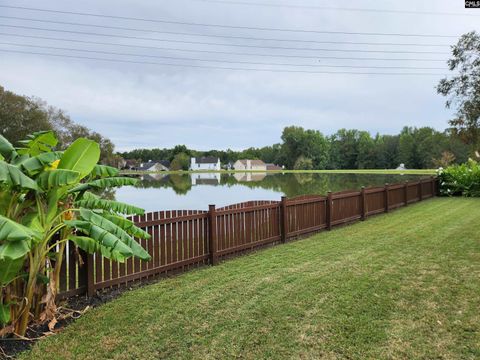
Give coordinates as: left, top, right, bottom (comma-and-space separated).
20, 198, 479, 359
121, 169, 437, 176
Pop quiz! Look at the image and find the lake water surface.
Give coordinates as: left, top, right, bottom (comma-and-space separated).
115, 172, 428, 212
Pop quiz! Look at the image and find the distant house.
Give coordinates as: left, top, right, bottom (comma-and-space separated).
191, 172, 221, 185
123, 159, 141, 170
396, 163, 407, 170
266, 163, 283, 171
138, 160, 170, 172
190, 157, 221, 171
233, 159, 267, 171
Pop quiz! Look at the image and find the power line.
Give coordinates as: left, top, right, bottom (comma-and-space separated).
0, 48, 448, 75
0, 5, 460, 38
0, 24, 451, 55
189, 0, 479, 17
0, 32, 448, 62
0, 15, 452, 48
0, 42, 447, 70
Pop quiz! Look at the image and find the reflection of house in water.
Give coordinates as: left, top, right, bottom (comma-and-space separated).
233, 172, 267, 182
191, 172, 221, 186
140, 173, 168, 182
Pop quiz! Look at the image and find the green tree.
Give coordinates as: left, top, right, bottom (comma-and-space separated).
170, 152, 190, 171
437, 31, 480, 153
280, 126, 329, 169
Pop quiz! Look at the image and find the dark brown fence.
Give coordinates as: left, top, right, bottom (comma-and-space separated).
58, 177, 437, 299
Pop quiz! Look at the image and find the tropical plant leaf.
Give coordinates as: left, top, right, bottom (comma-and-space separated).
37, 169, 80, 190
76, 192, 145, 215
64, 220, 133, 257
0, 215, 36, 243
58, 138, 100, 180
103, 214, 151, 239
0, 161, 38, 190
0, 241, 31, 261
79, 209, 150, 260
18, 151, 63, 175
0, 303, 11, 325
70, 177, 138, 193
0, 257, 24, 286
68, 235, 100, 254
90, 165, 119, 178
17, 131, 58, 156
0, 134, 17, 160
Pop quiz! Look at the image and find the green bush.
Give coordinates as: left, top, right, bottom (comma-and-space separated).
438, 159, 480, 197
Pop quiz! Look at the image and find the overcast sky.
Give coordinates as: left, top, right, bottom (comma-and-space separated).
0, 0, 478, 151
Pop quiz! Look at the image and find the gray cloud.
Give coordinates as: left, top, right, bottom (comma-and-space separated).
0, 0, 477, 151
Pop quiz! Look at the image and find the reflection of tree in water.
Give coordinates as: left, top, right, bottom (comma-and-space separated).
131, 173, 424, 198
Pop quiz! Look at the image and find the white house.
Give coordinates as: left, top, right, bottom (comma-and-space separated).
233, 159, 267, 171
191, 172, 221, 185
190, 157, 221, 171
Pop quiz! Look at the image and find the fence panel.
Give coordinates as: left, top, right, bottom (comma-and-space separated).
285, 195, 327, 238
388, 184, 405, 209
331, 192, 362, 225
365, 187, 385, 215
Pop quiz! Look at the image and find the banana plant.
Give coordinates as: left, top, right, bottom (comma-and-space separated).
0, 131, 150, 337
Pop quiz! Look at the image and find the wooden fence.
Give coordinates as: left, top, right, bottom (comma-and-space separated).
58, 177, 437, 299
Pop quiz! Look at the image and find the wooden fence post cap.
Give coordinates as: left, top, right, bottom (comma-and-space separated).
209, 204, 216, 209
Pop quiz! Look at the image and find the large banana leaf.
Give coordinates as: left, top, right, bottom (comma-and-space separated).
58, 138, 100, 180
16, 131, 58, 156
37, 169, 80, 190
18, 151, 63, 175
76, 192, 144, 215
65, 220, 133, 257
0, 241, 31, 261
79, 209, 150, 260
90, 165, 119, 178
0, 257, 24, 286
0, 134, 17, 160
0, 161, 38, 190
103, 214, 151, 239
68, 235, 100, 254
70, 177, 138, 193
0, 215, 36, 243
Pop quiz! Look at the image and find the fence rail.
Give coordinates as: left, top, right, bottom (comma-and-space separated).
58, 177, 437, 299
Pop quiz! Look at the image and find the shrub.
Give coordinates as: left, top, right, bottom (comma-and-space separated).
438, 159, 480, 197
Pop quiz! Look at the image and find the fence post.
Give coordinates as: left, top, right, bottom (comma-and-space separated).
326, 191, 333, 230
280, 196, 287, 243
419, 180, 423, 201
404, 181, 408, 206
384, 183, 390, 213
86, 253, 95, 297
360, 186, 366, 221
208, 204, 218, 266
430, 176, 435, 197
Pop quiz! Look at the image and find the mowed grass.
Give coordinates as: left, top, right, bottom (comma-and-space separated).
21, 198, 480, 359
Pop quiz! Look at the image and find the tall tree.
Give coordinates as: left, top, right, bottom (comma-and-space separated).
437, 31, 480, 153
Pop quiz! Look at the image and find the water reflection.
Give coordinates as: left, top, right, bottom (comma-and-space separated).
116, 172, 428, 212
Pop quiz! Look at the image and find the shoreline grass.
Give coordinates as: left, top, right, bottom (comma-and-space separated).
19, 198, 479, 359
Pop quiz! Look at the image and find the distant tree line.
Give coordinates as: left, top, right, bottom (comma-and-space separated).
0, 85, 119, 165
121, 125, 470, 170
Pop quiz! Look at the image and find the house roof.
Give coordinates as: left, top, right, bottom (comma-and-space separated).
138, 161, 170, 171
237, 159, 266, 166
266, 164, 282, 170
194, 157, 219, 164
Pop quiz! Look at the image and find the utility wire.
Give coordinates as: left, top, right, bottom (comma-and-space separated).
0, 15, 452, 47
0, 32, 448, 62
0, 48, 448, 75
0, 24, 451, 55
0, 42, 447, 70
0, 5, 459, 38
188, 0, 479, 17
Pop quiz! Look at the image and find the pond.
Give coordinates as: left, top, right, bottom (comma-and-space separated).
114, 172, 429, 212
